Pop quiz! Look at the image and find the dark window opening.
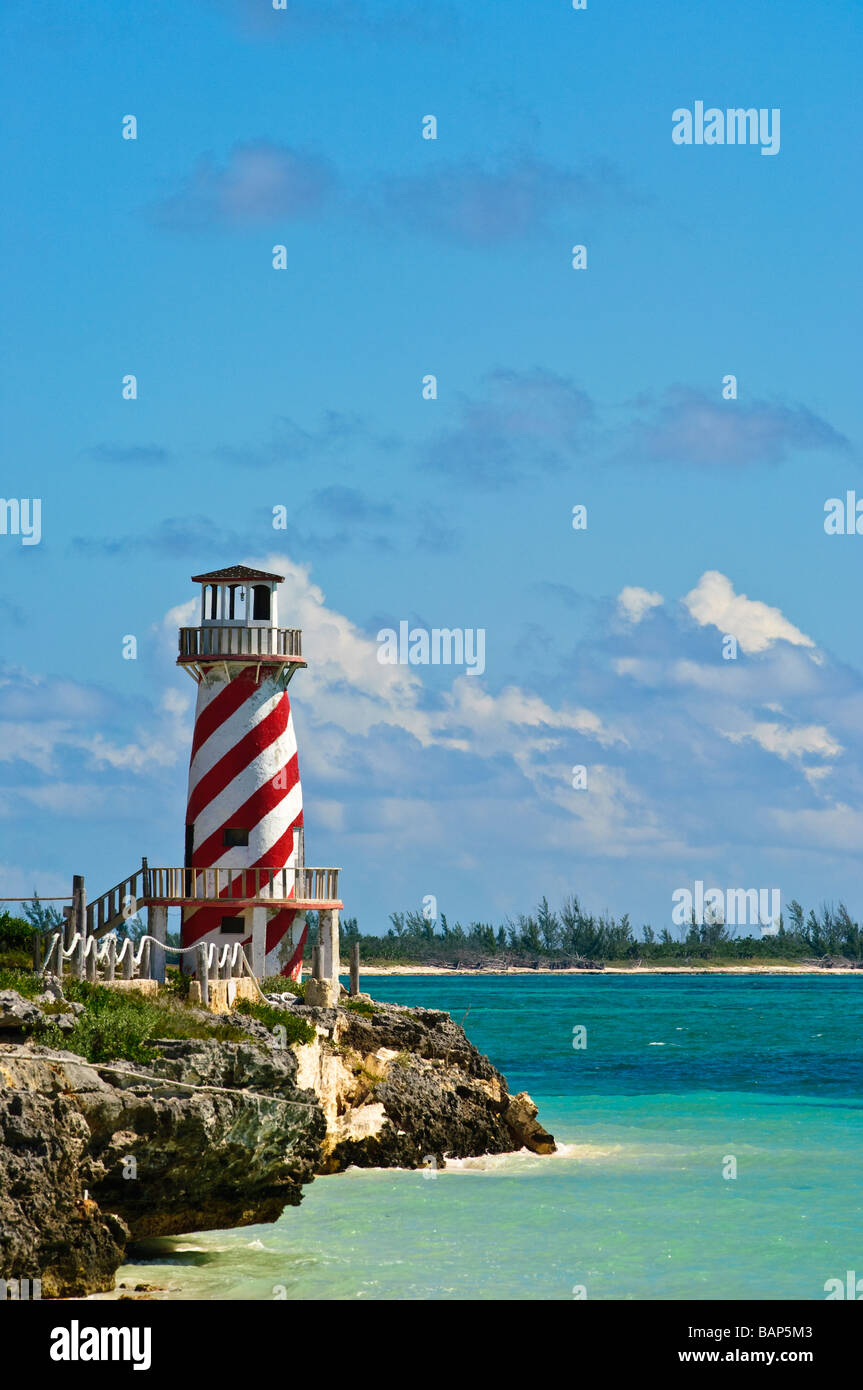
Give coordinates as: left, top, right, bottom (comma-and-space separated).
252, 584, 271, 621
223, 827, 249, 848
220, 916, 245, 935
205, 584, 217, 619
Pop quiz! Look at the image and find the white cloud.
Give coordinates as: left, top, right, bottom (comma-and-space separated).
682, 571, 815, 654
722, 721, 842, 763
770, 803, 863, 852
251, 553, 624, 766
82, 689, 193, 772
617, 585, 663, 624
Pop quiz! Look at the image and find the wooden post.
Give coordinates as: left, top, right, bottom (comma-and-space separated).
86, 938, 97, 982
54, 928, 65, 980
122, 942, 134, 980
72, 875, 86, 979
63, 902, 75, 952
197, 943, 210, 1007
140, 940, 151, 980
72, 874, 86, 943
106, 936, 116, 982
350, 941, 360, 997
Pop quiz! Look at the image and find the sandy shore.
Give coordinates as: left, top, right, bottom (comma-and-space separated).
355, 963, 863, 977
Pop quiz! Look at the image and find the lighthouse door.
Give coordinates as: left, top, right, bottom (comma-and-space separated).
252, 585, 271, 621
184, 824, 195, 898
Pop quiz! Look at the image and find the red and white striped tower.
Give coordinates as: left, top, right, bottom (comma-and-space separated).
177, 565, 309, 978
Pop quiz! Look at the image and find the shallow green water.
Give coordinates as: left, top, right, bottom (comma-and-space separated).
117, 974, 863, 1300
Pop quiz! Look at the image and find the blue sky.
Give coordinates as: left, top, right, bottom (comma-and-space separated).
1, 0, 861, 934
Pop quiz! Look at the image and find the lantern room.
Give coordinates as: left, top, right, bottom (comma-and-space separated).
192, 564, 282, 628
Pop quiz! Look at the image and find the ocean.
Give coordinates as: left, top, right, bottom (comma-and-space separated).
116, 974, 863, 1301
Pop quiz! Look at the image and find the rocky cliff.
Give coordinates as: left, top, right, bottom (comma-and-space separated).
0, 987, 554, 1297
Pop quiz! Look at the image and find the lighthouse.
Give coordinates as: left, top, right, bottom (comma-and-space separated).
176, 564, 338, 981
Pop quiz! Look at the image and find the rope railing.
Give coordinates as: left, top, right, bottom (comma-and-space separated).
36, 929, 255, 991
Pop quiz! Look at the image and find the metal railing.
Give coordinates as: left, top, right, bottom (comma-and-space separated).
178, 627, 303, 660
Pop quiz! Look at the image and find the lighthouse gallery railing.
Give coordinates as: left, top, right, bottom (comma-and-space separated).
86, 865, 340, 934
178, 627, 303, 659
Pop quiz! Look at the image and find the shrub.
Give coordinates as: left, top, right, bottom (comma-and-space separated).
0, 912, 35, 951
163, 966, 191, 1000
261, 975, 305, 998
34, 983, 250, 1065
233, 997, 316, 1046
343, 998, 377, 1016
0, 965, 42, 998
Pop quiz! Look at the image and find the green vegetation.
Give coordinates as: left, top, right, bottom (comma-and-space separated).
261, 975, 305, 999
20, 895, 63, 935
163, 966, 192, 1000
0, 910, 37, 968
339, 898, 863, 966
234, 996, 316, 1044
342, 997, 377, 1016
0, 965, 42, 997
0, 910, 36, 952
32, 981, 251, 1065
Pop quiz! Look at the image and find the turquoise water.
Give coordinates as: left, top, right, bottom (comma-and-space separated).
118, 975, 863, 1300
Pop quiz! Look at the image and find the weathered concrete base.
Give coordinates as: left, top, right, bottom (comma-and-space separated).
99, 979, 160, 998
303, 977, 339, 1009
188, 976, 258, 1012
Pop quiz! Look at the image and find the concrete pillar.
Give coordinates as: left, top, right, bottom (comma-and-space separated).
350, 941, 360, 997
251, 906, 267, 981
149, 905, 168, 984
292, 910, 307, 982
319, 908, 340, 987
197, 943, 210, 1007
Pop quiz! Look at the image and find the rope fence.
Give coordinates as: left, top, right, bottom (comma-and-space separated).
34, 930, 269, 1005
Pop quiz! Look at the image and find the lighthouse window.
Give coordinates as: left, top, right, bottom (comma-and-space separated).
205, 584, 217, 619
219, 916, 245, 935
252, 584, 271, 621
223, 827, 249, 847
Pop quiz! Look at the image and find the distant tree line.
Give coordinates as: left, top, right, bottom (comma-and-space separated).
4, 896, 862, 969
327, 897, 863, 965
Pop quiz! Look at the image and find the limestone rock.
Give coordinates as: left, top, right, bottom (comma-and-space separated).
0, 1047, 130, 1296
0, 993, 555, 1297
0, 990, 42, 1031
504, 1091, 557, 1154
0, 1039, 324, 1295
293, 999, 556, 1171
304, 977, 339, 1008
